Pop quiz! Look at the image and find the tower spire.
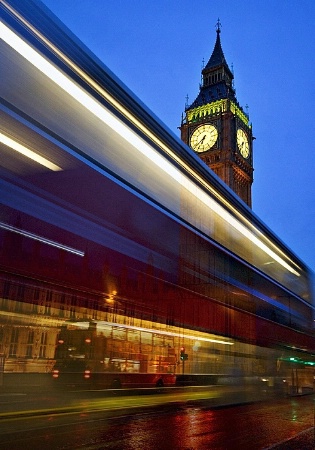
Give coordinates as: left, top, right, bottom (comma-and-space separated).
216, 18, 222, 33
179, 22, 254, 207
204, 20, 230, 72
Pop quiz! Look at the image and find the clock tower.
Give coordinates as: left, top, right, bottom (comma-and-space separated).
180, 21, 254, 207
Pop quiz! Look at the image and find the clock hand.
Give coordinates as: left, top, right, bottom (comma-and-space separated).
197, 135, 206, 148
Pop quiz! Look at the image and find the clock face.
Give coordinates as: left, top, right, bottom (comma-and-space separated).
237, 128, 250, 159
190, 124, 218, 153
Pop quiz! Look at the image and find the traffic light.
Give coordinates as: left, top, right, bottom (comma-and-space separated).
180, 347, 188, 361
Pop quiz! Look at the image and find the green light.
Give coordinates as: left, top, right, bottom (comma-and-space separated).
186, 100, 250, 126
282, 357, 315, 365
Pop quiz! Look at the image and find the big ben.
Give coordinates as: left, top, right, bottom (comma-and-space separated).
180, 20, 254, 207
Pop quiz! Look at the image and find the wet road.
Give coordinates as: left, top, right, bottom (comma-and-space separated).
0, 388, 314, 449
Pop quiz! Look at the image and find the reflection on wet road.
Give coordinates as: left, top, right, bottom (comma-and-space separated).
0, 387, 314, 449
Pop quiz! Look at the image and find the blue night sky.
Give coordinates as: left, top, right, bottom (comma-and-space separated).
42, 0, 315, 272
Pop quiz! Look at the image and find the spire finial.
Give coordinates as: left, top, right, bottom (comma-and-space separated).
216, 18, 222, 33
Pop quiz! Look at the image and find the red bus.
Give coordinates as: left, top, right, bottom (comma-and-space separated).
51, 321, 176, 389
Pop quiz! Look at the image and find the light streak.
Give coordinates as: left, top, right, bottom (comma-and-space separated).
0, 132, 62, 171
0, 221, 84, 256
0, 20, 300, 276
71, 320, 234, 346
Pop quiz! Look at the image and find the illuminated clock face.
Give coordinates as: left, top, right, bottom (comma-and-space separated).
237, 128, 250, 159
190, 124, 218, 153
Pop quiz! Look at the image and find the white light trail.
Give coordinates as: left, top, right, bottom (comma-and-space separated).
0, 221, 84, 256
0, 132, 62, 171
0, 22, 300, 276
